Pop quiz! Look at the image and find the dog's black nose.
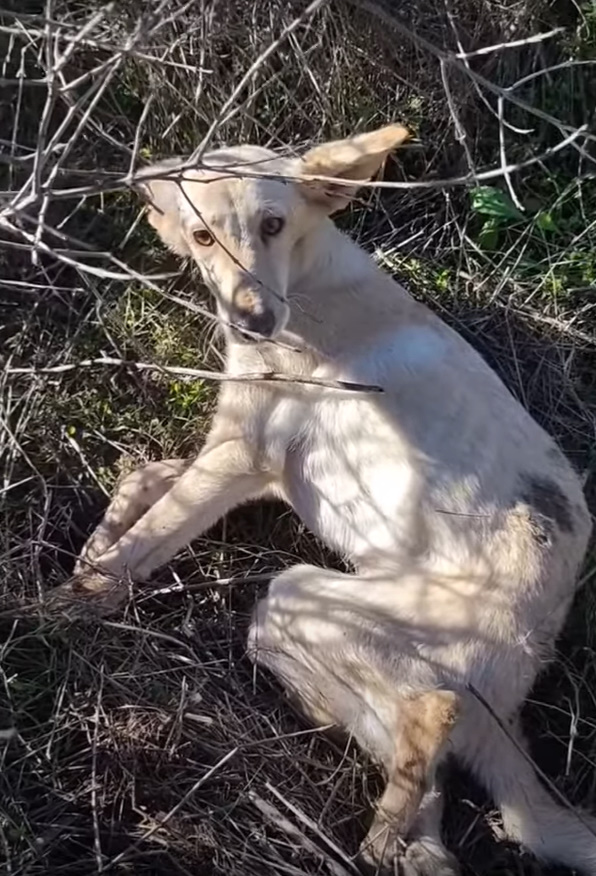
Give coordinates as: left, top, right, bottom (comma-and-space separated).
231, 309, 276, 339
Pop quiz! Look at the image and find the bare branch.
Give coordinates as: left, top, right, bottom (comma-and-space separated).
0, 123, 587, 214
455, 27, 565, 59
5, 357, 384, 393
497, 95, 524, 213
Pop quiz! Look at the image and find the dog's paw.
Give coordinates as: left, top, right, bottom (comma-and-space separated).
358, 821, 406, 874
44, 572, 127, 618
358, 831, 460, 876
399, 839, 460, 876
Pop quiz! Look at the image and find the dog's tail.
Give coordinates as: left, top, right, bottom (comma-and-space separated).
460, 695, 596, 875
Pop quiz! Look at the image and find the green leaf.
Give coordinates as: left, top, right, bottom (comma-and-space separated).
478, 218, 499, 250
471, 186, 523, 222
535, 211, 557, 233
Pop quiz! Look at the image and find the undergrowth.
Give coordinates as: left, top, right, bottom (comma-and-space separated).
1, 1, 595, 874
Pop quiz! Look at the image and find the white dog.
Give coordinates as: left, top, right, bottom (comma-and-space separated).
65, 125, 593, 875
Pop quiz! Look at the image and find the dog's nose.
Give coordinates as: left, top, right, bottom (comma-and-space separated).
231, 308, 276, 339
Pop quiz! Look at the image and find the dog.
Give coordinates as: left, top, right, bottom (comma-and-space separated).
62, 125, 594, 874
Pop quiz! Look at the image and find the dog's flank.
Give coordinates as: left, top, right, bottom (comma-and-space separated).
61, 126, 592, 874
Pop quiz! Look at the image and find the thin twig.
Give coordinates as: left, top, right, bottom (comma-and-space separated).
440, 58, 475, 175
498, 303, 596, 348
507, 59, 596, 93
455, 27, 564, 59
351, 0, 596, 145
497, 95, 524, 212
4, 356, 384, 393
145, 572, 275, 598
90, 669, 104, 873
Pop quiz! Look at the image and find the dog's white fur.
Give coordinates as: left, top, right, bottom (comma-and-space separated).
69, 126, 594, 874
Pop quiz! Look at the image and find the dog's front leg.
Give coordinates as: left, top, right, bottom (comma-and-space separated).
74, 458, 190, 576
59, 437, 272, 607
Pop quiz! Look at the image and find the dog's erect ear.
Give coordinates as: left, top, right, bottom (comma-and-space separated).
298, 124, 410, 213
135, 159, 190, 256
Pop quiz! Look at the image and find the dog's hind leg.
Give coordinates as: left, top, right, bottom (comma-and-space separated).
358, 692, 459, 874
247, 564, 460, 875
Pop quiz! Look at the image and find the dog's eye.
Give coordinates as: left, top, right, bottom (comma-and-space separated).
193, 229, 214, 247
261, 216, 285, 237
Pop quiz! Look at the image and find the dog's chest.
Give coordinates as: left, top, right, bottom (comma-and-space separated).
271, 394, 423, 564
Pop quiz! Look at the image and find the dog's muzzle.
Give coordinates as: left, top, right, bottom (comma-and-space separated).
230, 307, 276, 339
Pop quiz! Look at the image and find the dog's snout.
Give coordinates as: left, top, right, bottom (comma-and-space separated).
231, 308, 276, 338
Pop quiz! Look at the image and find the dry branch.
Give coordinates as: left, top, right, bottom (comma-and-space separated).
4, 357, 384, 393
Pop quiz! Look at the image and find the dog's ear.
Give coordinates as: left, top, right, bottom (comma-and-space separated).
298, 124, 410, 213
135, 159, 190, 256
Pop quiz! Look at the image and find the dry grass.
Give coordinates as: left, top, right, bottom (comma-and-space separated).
1, 0, 596, 873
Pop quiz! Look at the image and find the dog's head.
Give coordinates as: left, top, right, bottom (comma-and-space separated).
136, 125, 409, 339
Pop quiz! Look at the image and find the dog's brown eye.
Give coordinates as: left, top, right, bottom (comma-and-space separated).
193, 229, 214, 247
261, 216, 284, 237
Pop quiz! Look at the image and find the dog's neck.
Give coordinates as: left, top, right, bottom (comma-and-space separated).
286, 219, 416, 354
224, 219, 419, 370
